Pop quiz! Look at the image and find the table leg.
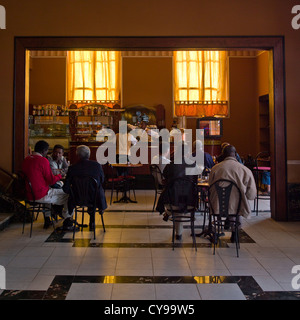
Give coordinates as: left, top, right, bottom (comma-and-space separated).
113, 178, 137, 203
195, 209, 215, 242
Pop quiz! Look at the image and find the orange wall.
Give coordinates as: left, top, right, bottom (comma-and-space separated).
0, 0, 300, 182
222, 57, 258, 159
29, 57, 66, 105
257, 52, 269, 97
122, 57, 173, 129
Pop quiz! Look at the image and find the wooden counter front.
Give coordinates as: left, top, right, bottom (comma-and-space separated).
69, 141, 159, 175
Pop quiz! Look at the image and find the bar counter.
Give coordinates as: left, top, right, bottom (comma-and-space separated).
69, 141, 159, 175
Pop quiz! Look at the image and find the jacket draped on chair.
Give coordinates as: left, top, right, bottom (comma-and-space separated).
208, 157, 256, 218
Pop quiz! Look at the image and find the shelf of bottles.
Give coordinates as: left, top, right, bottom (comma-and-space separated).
29, 102, 125, 143
32, 104, 69, 117
67, 101, 124, 142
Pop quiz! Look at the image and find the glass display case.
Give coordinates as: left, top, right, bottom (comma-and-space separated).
29, 123, 70, 137
28, 119, 70, 151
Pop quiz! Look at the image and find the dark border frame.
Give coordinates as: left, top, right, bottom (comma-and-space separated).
197, 117, 223, 139
13, 36, 287, 221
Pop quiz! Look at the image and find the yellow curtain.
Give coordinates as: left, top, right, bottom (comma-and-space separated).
174, 51, 228, 117
67, 51, 121, 102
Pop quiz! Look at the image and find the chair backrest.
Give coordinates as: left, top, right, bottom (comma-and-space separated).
253, 151, 270, 183
167, 177, 197, 212
208, 179, 242, 217
150, 164, 164, 189
255, 151, 270, 168
18, 171, 36, 202
69, 175, 98, 207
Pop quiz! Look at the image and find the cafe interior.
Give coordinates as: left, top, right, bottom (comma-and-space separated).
0, 1, 299, 302
26, 49, 269, 180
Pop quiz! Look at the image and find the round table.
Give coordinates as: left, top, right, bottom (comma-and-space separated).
110, 163, 143, 203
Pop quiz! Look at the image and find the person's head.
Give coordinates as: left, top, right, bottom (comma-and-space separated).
140, 121, 147, 130
34, 140, 49, 157
76, 145, 90, 160
52, 144, 64, 161
221, 142, 230, 150
223, 145, 237, 159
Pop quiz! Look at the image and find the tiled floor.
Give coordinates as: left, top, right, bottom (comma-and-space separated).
0, 190, 300, 300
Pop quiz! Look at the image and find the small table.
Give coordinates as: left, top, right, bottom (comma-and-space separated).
197, 179, 209, 211
111, 163, 143, 203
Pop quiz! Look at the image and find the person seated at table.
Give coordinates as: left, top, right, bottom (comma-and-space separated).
140, 120, 159, 140
115, 124, 137, 176
168, 128, 185, 162
22, 140, 70, 229
155, 140, 186, 215
47, 144, 69, 188
261, 171, 271, 195
151, 141, 171, 185
216, 142, 243, 164
160, 144, 198, 240
63, 145, 107, 231
192, 140, 215, 170
208, 145, 256, 242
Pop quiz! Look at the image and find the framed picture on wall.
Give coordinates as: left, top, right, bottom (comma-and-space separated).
197, 117, 223, 139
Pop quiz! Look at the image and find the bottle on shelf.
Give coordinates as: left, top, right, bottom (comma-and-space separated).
32, 105, 36, 116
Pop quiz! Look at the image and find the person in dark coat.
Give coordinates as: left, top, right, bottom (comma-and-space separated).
192, 140, 215, 170
159, 145, 198, 240
63, 145, 107, 230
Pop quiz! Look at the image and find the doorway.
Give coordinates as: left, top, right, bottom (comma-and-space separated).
13, 36, 287, 221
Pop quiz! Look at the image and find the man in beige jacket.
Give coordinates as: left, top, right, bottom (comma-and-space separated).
208, 145, 257, 241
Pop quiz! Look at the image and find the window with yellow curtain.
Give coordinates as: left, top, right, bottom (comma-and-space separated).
174, 51, 228, 117
67, 51, 121, 102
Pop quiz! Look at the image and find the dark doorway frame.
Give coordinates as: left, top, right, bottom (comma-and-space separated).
13, 36, 287, 221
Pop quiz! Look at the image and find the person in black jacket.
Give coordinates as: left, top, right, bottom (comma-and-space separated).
160, 144, 198, 240
63, 145, 107, 231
